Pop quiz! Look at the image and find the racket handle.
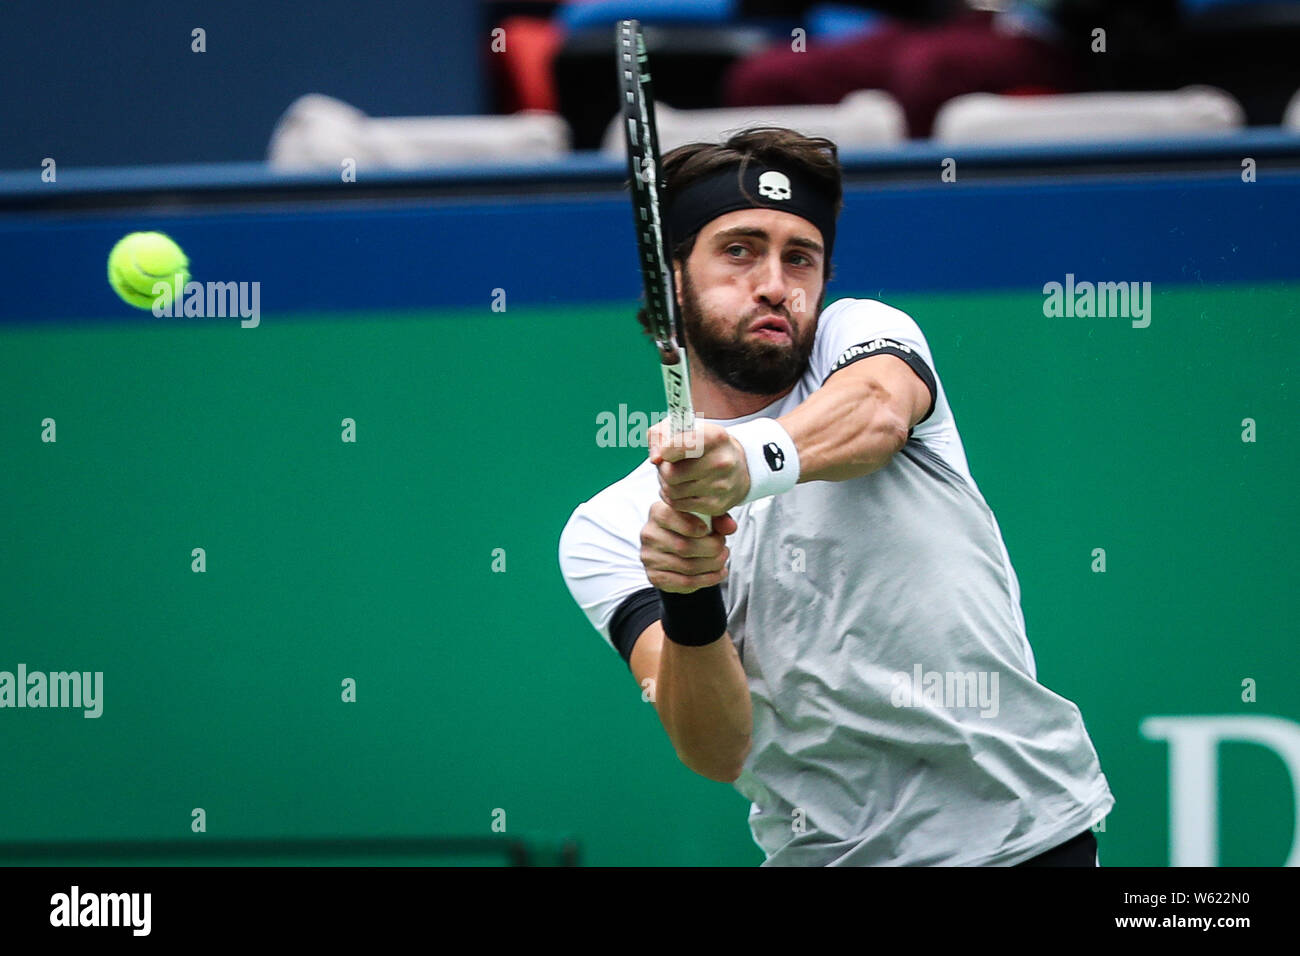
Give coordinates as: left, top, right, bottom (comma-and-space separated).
656, 347, 713, 532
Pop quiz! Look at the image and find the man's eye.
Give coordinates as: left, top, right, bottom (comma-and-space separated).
726, 244, 750, 257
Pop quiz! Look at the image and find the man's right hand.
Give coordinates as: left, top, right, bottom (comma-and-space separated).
640, 501, 737, 593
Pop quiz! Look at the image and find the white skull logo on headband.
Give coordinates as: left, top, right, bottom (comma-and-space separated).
757, 170, 792, 201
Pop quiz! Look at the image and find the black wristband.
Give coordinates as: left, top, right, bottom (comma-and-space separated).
657, 585, 727, 647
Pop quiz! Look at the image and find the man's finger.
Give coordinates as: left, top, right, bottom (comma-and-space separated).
649, 499, 711, 537
659, 470, 712, 497
648, 421, 664, 464
641, 523, 729, 562
657, 458, 706, 487
656, 433, 687, 463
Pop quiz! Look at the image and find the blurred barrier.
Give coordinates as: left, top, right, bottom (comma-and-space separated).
3, 131, 1300, 324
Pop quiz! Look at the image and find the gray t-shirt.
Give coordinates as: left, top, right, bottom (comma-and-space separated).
559, 297, 1114, 865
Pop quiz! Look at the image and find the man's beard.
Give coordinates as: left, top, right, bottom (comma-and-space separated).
679, 267, 819, 397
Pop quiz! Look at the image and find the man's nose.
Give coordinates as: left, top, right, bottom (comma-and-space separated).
753, 252, 787, 305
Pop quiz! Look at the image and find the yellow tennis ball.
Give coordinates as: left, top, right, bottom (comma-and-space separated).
107, 232, 190, 310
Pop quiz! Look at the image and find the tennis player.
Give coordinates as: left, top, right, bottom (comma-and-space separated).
558, 127, 1114, 866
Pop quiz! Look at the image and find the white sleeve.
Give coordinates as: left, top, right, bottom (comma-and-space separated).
558, 496, 655, 654
811, 297, 946, 444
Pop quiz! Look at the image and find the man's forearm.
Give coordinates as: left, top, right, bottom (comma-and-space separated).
778, 375, 911, 484
656, 634, 753, 783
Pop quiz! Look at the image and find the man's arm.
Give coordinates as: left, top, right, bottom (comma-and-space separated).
648, 352, 934, 516
778, 353, 932, 484
630, 620, 752, 783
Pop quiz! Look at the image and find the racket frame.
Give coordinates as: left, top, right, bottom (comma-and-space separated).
616, 20, 713, 532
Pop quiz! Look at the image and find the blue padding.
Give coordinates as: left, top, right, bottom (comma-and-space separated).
1180, 0, 1299, 11
2, 171, 1298, 325
559, 0, 736, 31
809, 4, 884, 41
0, 154, 628, 199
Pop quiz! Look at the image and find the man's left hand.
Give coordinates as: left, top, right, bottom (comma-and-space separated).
648, 419, 750, 516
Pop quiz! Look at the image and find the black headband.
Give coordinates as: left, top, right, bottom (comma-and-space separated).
664, 161, 837, 265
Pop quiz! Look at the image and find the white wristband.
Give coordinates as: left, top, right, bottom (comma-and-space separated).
729, 417, 801, 505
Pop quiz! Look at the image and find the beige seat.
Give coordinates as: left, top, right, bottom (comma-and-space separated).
600, 89, 907, 158
1283, 88, 1300, 132
268, 93, 570, 170
932, 86, 1247, 144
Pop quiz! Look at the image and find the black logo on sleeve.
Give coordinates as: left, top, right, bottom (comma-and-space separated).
763, 442, 786, 472
823, 334, 938, 427
830, 337, 913, 372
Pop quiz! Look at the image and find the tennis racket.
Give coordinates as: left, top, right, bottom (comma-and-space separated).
616, 19, 709, 529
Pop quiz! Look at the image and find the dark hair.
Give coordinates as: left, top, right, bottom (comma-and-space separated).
636, 126, 842, 339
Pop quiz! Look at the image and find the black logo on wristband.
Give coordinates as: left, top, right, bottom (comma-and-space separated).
763, 442, 785, 472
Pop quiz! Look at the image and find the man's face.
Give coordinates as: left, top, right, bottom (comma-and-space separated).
676, 208, 826, 397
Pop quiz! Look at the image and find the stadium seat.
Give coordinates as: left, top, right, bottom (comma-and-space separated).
268, 94, 570, 170
600, 90, 907, 157
932, 86, 1247, 144
1284, 88, 1300, 131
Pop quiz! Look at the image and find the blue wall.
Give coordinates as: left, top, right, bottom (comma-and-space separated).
0, 0, 486, 170
1, 172, 1297, 324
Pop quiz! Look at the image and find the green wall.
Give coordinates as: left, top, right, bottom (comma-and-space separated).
1, 282, 1295, 865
